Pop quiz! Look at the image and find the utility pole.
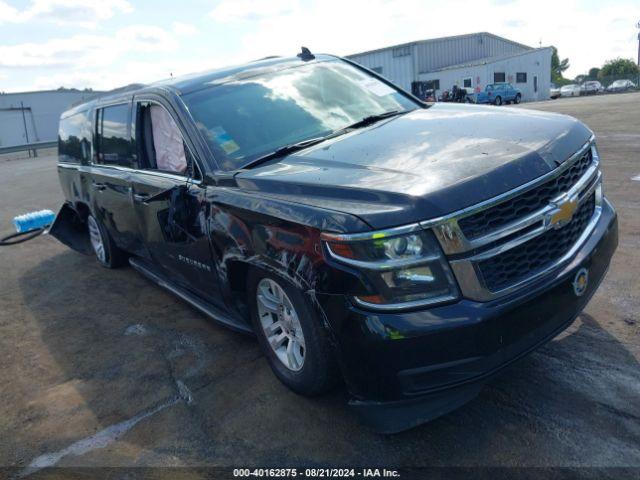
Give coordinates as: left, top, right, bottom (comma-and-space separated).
19, 101, 32, 158
637, 20, 640, 67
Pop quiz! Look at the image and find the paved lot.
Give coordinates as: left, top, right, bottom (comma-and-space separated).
1, 93, 639, 474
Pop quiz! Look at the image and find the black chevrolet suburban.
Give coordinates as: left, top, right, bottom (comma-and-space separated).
51, 52, 618, 433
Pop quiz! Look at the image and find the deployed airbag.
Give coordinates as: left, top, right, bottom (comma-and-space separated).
150, 105, 187, 174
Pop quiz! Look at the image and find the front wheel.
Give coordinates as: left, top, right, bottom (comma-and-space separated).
494, 96, 502, 106
514, 93, 521, 104
249, 272, 338, 396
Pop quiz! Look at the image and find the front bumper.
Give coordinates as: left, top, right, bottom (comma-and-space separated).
317, 199, 618, 433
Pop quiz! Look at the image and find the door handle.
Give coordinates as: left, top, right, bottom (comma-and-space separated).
133, 192, 150, 202
92, 182, 106, 191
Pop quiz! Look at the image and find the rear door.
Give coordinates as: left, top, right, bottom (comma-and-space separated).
129, 98, 222, 305
90, 102, 144, 256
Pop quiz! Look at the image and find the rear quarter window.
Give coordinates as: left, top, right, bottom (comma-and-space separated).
58, 111, 92, 164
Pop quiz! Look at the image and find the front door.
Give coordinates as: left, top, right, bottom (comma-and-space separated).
129, 99, 222, 305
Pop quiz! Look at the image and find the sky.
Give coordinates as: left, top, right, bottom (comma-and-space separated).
0, 0, 639, 92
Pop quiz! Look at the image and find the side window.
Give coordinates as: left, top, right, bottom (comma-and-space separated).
96, 103, 132, 167
59, 111, 91, 163
136, 102, 192, 176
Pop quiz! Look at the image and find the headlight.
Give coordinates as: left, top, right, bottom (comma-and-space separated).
322, 226, 459, 310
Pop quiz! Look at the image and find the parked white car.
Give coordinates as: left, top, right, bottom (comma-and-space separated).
560, 84, 581, 97
550, 83, 561, 99
580, 81, 604, 95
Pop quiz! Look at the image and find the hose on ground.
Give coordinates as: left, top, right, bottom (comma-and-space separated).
0, 227, 48, 246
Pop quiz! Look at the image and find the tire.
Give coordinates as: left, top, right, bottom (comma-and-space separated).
87, 214, 127, 268
494, 96, 502, 106
248, 270, 338, 396
514, 93, 521, 104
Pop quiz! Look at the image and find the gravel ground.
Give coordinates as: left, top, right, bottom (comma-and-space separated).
0, 92, 638, 476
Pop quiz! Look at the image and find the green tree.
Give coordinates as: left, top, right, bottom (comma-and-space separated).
599, 58, 639, 77
551, 46, 570, 84
588, 67, 600, 79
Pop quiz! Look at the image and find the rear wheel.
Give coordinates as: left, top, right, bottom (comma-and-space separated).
87, 215, 126, 268
514, 93, 521, 104
249, 271, 338, 396
494, 95, 502, 106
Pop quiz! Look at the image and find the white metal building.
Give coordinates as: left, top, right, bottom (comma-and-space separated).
347, 32, 552, 102
0, 89, 103, 149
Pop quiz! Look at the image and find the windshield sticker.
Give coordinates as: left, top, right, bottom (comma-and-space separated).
360, 78, 395, 97
208, 126, 240, 154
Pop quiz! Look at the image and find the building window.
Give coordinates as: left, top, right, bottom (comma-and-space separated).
494, 72, 506, 83
516, 72, 527, 83
463, 77, 472, 88
534, 75, 538, 93
392, 46, 411, 57
371, 66, 383, 74
426, 79, 440, 90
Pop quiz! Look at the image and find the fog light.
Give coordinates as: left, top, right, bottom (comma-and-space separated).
381, 266, 435, 288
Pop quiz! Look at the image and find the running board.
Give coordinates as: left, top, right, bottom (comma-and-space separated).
129, 257, 253, 335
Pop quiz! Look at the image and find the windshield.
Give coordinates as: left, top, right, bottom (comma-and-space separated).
181, 59, 419, 170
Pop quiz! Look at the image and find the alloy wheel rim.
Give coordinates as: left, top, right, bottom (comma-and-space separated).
87, 216, 106, 263
256, 278, 305, 372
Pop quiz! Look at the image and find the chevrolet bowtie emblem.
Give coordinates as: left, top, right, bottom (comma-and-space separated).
548, 197, 578, 229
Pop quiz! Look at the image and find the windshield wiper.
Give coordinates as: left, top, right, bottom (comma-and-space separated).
239, 110, 407, 170
340, 110, 403, 130
240, 136, 329, 170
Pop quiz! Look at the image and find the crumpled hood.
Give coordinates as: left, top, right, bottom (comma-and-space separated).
235, 103, 593, 230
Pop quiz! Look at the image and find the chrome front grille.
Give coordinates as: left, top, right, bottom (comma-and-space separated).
458, 148, 594, 240
423, 137, 603, 302
477, 193, 596, 291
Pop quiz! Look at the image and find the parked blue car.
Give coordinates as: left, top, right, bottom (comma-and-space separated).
472, 82, 522, 105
